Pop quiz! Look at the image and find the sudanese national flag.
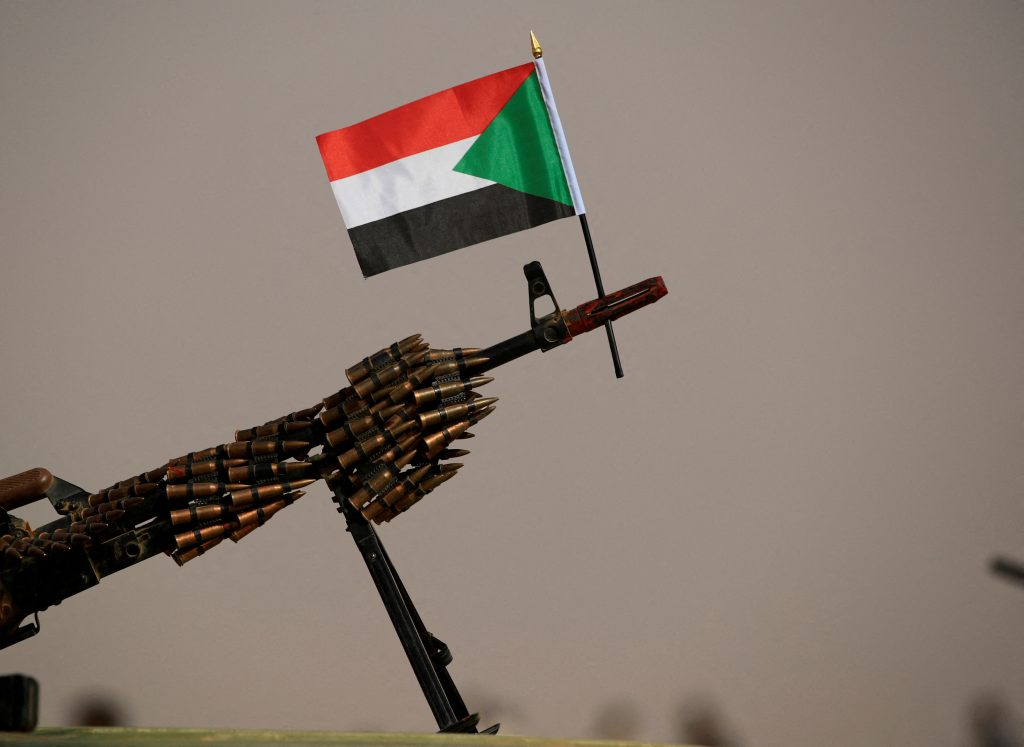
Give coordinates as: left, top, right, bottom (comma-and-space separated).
316, 62, 583, 277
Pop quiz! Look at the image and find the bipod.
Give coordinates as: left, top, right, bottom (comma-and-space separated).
336, 494, 498, 734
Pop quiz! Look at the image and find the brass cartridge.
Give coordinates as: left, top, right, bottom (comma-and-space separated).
353, 351, 428, 399
226, 479, 315, 508
322, 385, 354, 410
228, 523, 258, 542
325, 415, 377, 449
173, 521, 235, 551
434, 448, 470, 460
420, 419, 472, 459
173, 537, 225, 565
381, 470, 458, 521
423, 347, 482, 363
346, 451, 417, 509
412, 376, 493, 407
371, 433, 419, 467
418, 397, 497, 429
226, 461, 314, 484
361, 465, 432, 522
105, 482, 159, 501
337, 421, 417, 470
345, 334, 424, 384
371, 364, 438, 404
234, 497, 293, 529
234, 420, 312, 441
168, 446, 221, 466
166, 459, 247, 483
169, 502, 233, 527
166, 482, 249, 502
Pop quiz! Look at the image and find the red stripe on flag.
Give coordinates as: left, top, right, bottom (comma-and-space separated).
316, 63, 535, 182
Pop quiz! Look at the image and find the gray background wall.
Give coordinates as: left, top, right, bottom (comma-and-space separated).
1, 2, 1022, 745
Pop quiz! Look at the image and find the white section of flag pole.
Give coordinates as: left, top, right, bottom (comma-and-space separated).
533, 57, 586, 215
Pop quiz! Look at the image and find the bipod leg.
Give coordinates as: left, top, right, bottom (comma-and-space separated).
343, 508, 497, 734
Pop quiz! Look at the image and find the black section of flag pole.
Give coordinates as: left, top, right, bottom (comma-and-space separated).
579, 214, 624, 378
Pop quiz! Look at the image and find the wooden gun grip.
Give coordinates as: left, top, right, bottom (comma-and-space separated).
0, 468, 53, 512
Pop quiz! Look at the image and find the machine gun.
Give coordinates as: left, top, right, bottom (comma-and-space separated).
0, 261, 666, 732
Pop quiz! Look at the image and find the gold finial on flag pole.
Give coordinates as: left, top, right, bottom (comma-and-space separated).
530, 30, 543, 59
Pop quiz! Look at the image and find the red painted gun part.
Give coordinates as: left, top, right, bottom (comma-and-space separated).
564, 276, 668, 337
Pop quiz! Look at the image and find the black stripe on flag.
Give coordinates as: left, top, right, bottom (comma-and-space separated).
348, 184, 576, 277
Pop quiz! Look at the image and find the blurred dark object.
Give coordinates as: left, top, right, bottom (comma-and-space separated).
69, 693, 126, 727
0, 674, 38, 732
677, 696, 741, 747
990, 556, 1024, 589
969, 691, 1022, 747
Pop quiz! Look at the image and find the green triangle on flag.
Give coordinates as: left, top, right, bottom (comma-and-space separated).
453, 71, 574, 208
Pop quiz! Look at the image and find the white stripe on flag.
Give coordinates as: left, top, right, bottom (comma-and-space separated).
330, 136, 495, 229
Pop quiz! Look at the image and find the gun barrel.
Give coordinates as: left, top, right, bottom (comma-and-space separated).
564, 276, 667, 336
478, 275, 668, 372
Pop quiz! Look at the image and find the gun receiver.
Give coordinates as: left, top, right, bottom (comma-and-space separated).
0, 261, 667, 732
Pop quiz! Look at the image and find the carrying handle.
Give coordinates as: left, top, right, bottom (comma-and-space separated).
0, 468, 53, 512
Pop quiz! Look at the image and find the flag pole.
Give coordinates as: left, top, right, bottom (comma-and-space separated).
531, 31, 625, 378
578, 213, 624, 377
